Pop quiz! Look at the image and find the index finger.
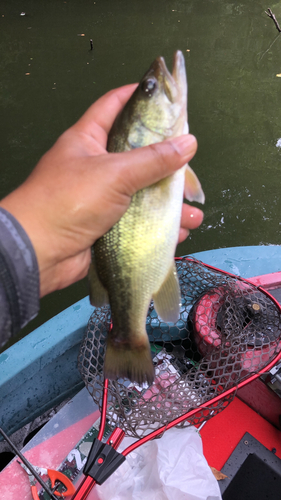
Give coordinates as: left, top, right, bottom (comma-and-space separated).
75, 83, 137, 136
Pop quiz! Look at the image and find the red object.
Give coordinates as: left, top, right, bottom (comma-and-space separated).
20, 462, 76, 499
30, 485, 40, 500
47, 468, 76, 497
201, 396, 281, 471
237, 377, 281, 428
71, 476, 97, 500
193, 281, 281, 373
193, 287, 225, 354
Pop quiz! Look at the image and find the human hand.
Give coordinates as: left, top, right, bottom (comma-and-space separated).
0, 84, 203, 297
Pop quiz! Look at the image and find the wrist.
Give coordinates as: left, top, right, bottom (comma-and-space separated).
0, 186, 59, 297
0, 207, 40, 337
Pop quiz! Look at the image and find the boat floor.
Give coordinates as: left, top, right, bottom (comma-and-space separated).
0, 388, 101, 499
0, 383, 280, 500
201, 396, 281, 499
201, 396, 281, 470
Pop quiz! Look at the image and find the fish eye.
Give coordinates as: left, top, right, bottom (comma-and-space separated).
141, 78, 157, 97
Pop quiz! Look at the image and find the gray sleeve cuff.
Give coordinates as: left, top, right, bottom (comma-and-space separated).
0, 207, 40, 347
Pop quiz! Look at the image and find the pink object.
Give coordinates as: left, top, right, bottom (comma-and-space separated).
0, 411, 101, 500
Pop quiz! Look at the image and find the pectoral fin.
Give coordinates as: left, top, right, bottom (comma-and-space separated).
152, 262, 181, 323
184, 164, 205, 204
88, 253, 109, 307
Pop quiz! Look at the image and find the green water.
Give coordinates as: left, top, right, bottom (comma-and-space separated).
1, 0, 281, 338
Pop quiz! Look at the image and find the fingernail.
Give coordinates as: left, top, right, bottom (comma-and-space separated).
172, 134, 197, 158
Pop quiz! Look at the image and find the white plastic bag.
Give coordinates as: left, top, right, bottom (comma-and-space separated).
96, 427, 222, 500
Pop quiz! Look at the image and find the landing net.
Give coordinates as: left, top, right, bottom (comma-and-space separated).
78, 257, 281, 438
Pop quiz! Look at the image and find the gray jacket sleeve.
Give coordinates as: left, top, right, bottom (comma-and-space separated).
0, 208, 40, 348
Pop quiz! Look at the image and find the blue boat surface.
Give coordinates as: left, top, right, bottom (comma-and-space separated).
1, 245, 281, 438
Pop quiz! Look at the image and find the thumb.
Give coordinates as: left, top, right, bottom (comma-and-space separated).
107, 134, 198, 196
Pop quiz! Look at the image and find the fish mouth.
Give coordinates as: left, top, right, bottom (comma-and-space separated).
151, 50, 187, 103
172, 50, 187, 89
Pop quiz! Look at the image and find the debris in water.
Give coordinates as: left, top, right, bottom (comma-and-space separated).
265, 8, 281, 32
276, 138, 281, 148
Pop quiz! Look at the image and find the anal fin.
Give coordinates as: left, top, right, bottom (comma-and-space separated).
152, 262, 181, 323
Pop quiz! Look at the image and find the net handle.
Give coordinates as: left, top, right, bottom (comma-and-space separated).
97, 378, 109, 441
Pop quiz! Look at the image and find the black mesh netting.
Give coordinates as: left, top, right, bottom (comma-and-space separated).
78, 257, 281, 438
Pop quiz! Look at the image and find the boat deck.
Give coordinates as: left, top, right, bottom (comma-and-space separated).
201, 396, 281, 468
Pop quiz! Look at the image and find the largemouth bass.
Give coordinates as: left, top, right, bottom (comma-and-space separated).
89, 50, 204, 385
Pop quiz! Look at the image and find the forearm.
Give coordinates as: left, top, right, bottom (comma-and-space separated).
0, 208, 39, 347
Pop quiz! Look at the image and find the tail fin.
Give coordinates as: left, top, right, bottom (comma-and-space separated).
104, 338, 154, 386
